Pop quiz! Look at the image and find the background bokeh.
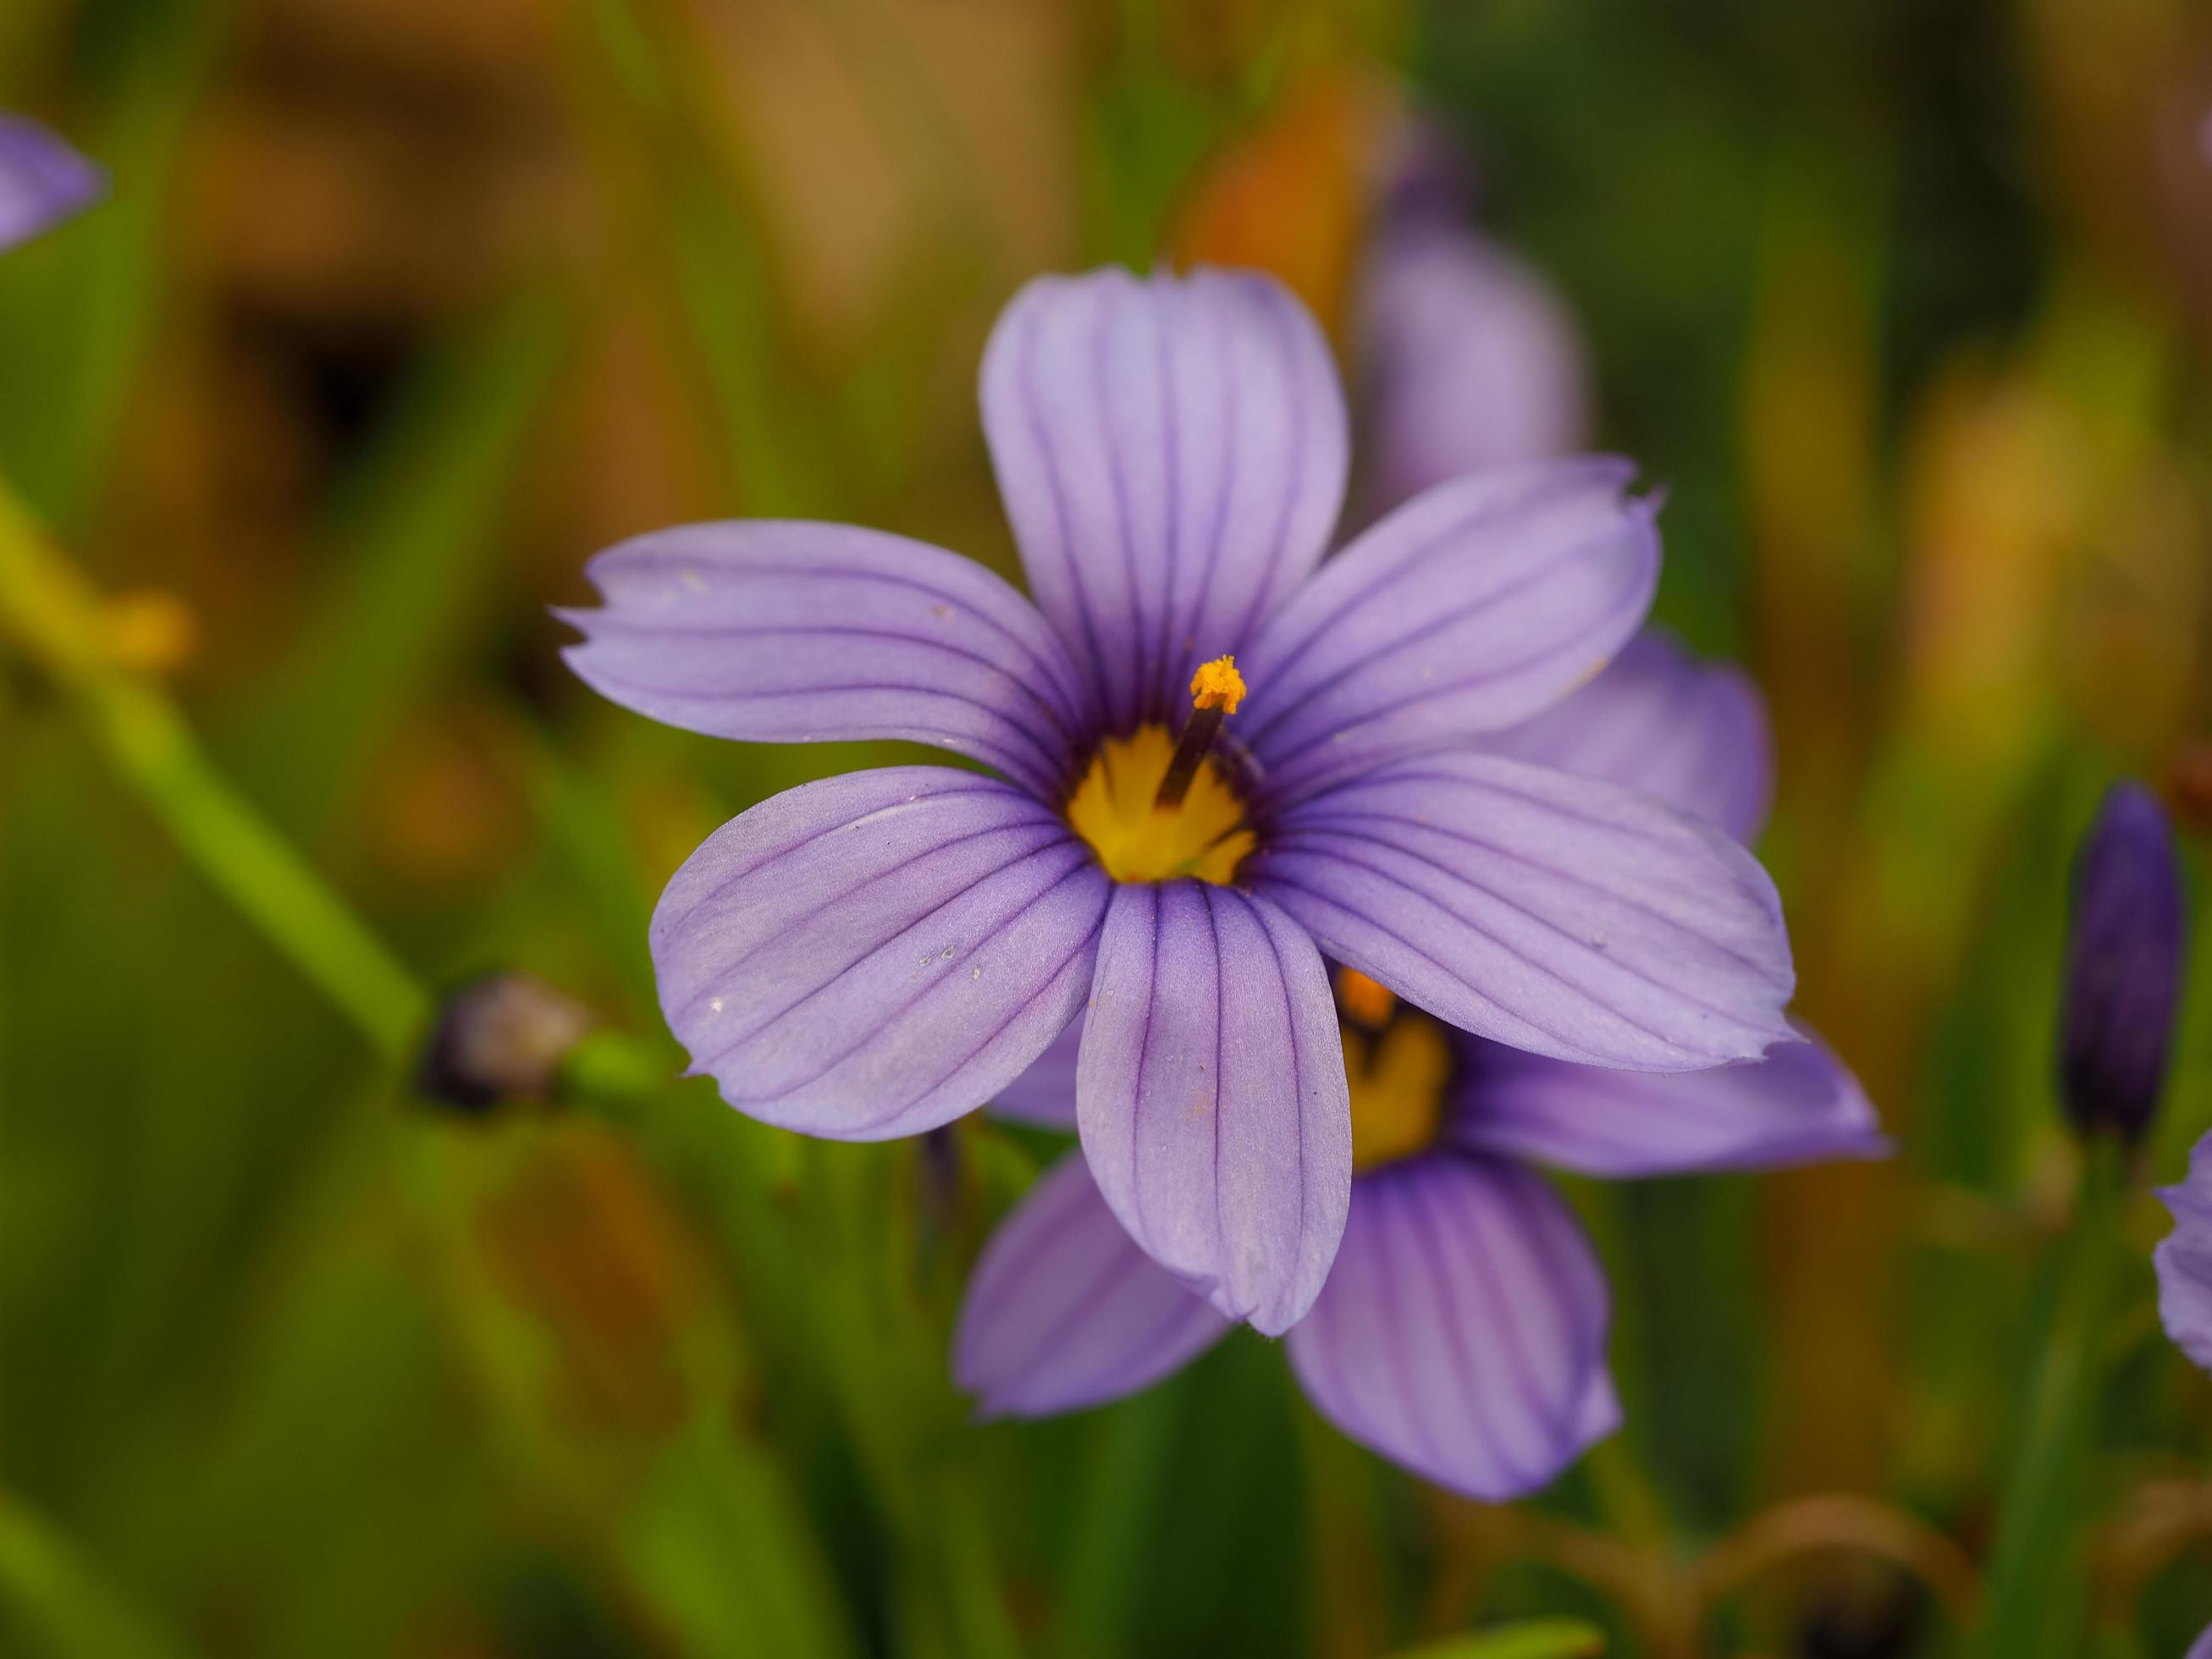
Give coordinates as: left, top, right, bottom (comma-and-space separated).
3, 0, 2211, 1654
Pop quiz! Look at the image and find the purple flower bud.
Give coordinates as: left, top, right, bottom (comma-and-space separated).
416, 973, 594, 1115
2060, 782, 2187, 1144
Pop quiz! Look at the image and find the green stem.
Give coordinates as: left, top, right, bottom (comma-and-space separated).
0, 478, 427, 1061
1977, 1139, 2128, 1657
1057, 1382, 1185, 1658
0, 1491, 194, 1659
1583, 1433, 1672, 1552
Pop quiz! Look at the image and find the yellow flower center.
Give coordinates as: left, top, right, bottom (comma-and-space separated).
1335, 970, 1453, 1171
1064, 657, 1256, 885
1065, 725, 1255, 884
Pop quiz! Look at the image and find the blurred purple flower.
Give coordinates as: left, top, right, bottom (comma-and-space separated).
2160, 1130, 2212, 1659
1357, 228, 1591, 513
957, 634, 1881, 1496
0, 116, 101, 254
563, 267, 1798, 1334
2061, 783, 2186, 1144
1354, 119, 1590, 515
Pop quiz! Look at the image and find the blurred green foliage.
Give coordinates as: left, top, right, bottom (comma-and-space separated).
2, 0, 2210, 1655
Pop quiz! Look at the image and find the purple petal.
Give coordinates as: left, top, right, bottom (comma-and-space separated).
1287, 1155, 1619, 1500
560, 521, 1089, 801
1452, 1024, 1886, 1177
2156, 1132, 2212, 1376
1076, 881, 1353, 1335
1249, 752, 1796, 1071
990, 1012, 1082, 1128
979, 267, 1349, 735
955, 1152, 1231, 1418
1481, 630, 1775, 845
653, 768, 1110, 1139
1357, 225, 1590, 518
1236, 459, 1660, 807
0, 116, 101, 253
2191, 1625, 2212, 1659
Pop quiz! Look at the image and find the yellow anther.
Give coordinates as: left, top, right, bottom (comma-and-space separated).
1335, 968, 1396, 1029
1189, 655, 1246, 714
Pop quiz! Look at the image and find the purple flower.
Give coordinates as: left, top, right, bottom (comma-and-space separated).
2060, 783, 2186, 1144
1354, 122, 1590, 515
2159, 1134, 2212, 1659
2160, 1138, 2212, 1659
563, 267, 1798, 1333
957, 631, 1880, 1496
2157, 1134, 2212, 1377
0, 116, 101, 254
1357, 225, 1590, 513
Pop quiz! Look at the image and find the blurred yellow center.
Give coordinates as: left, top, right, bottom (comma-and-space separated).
1064, 725, 1254, 885
1338, 970, 1451, 1171
1335, 967, 1396, 1029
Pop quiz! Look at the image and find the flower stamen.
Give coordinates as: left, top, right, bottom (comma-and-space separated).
1156, 656, 1246, 812
1063, 662, 1254, 886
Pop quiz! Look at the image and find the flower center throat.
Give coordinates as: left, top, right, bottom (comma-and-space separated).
1337, 969, 1451, 1172
1065, 657, 1255, 885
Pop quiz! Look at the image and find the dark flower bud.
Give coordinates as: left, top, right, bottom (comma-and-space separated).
2060, 782, 2187, 1145
416, 973, 594, 1115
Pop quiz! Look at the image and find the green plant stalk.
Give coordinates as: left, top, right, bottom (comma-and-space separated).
0, 1491, 194, 1659
1057, 1381, 1186, 1658
0, 480, 427, 1061
1977, 1138, 2128, 1657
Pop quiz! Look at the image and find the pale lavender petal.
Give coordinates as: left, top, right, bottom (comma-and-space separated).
2155, 1131, 2212, 1376
2191, 1623, 2212, 1659
1286, 1155, 1619, 1501
1452, 1025, 1885, 1177
1249, 752, 1796, 1071
955, 1152, 1231, 1418
990, 1012, 1082, 1128
0, 117, 101, 253
654, 768, 1110, 1139
1358, 225, 1590, 517
1236, 459, 1659, 807
1077, 881, 1353, 1335
560, 521, 1089, 801
980, 267, 1349, 735
1482, 630, 1774, 845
